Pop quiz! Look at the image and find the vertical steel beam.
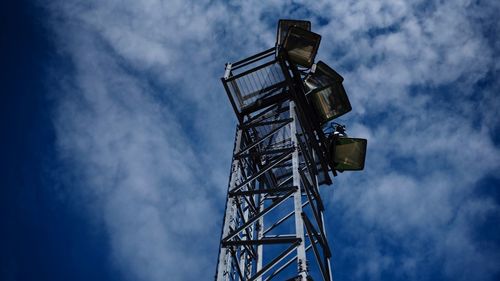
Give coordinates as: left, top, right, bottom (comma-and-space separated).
290, 101, 308, 281
216, 129, 243, 281
256, 191, 264, 281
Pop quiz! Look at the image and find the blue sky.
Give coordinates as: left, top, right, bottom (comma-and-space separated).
1, 0, 499, 281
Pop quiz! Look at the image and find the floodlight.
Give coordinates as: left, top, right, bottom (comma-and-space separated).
276, 19, 311, 47
328, 137, 367, 171
305, 61, 352, 124
283, 26, 321, 68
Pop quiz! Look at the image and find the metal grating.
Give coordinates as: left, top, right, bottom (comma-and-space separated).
222, 48, 291, 119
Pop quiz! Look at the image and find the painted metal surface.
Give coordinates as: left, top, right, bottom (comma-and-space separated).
216, 49, 333, 280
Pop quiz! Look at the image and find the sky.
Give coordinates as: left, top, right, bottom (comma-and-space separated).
1, 0, 499, 281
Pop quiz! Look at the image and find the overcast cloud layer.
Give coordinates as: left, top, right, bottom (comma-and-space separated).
47, 0, 500, 280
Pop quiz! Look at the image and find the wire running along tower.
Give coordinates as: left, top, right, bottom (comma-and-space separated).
215, 20, 367, 281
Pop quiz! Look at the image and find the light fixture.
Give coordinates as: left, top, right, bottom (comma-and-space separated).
283, 26, 321, 68
276, 19, 311, 47
328, 137, 367, 171
304, 61, 352, 124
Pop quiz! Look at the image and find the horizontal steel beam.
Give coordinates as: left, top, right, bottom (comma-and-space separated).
229, 186, 297, 197
222, 237, 300, 246
231, 47, 275, 69
235, 147, 293, 160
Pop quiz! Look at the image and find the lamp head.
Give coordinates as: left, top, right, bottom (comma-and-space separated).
328, 137, 367, 171
305, 61, 352, 124
276, 19, 311, 47
283, 26, 321, 68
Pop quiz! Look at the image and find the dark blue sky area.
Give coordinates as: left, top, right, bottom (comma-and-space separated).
0, 1, 120, 280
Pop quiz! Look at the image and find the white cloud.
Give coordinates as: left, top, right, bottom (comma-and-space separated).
46, 0, 500, 280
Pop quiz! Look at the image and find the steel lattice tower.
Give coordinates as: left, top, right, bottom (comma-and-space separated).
215, 20, 367, 281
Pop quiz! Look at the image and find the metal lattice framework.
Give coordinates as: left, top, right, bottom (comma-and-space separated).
215, 47, 335, 281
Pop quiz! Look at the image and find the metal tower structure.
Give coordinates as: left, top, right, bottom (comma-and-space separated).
215, 20, 367, 281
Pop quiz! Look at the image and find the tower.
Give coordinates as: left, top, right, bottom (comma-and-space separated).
215, 20, 367, 281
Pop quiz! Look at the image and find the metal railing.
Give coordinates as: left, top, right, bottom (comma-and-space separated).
222, 48, 290, 120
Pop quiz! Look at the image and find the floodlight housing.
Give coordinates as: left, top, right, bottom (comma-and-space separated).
328, 137, 367, 171
305, 61, 352, 124
283, 26, 321, 68
276, 19, 311, 47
